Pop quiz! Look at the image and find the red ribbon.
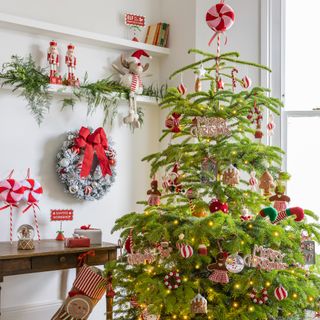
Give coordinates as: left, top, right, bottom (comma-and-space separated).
74, 127, 112, 178
22, 202, 39, 214
0, 203, 18, 211
106, 272, 116, 298
77, 250, 95, 266
80, 224, 91, 230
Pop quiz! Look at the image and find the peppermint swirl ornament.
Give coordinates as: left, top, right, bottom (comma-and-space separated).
274, 285, 288, 301
180, 244, 194, 259
206, 1, 235, 45
0, 170, 25, 242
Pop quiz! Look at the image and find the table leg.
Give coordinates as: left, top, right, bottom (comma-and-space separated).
106, 295, 113, 320
0, 276, 3, 319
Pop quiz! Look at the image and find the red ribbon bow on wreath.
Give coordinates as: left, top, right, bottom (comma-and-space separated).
74, 127, 112, 178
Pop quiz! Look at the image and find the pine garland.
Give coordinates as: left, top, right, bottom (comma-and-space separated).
0, 55, 166, 127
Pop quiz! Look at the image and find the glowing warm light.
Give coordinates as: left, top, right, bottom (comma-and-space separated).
249, 280, 254, 285
233, 302, 239, 308
309, 296, 314, 302
209, 221, 214, 226
265, 281, 271, 287
174, 220, 179, 225
195, 264, 200, 269
241, 241, 245, 245
234, 283, 240, 289
274, 231, 279, 237
292, 293, 298, 299
249, 306, 254, 312
173, 316, 177, 319
248, 224, 253, 229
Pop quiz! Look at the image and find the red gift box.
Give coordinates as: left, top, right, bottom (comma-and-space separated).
65, 237, 91, 248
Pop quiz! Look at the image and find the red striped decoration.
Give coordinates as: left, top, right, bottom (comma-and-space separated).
180, 244, 194, 258
73, 265, 107, 300
274, 285, 288, 301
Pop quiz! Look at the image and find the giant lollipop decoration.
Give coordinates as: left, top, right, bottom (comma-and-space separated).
206, 1, 235, 46
0, 170, 25, 242
21, 169, 43, 241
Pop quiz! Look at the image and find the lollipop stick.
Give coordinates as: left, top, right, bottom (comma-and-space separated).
33, 205, 41, 241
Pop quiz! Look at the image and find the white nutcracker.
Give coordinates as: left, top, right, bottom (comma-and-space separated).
113, 49, 151, 128
47, 40, 60, 83
65, 44, 77, 84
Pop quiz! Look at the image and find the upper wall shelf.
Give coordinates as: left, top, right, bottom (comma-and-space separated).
0, 13, 171, 57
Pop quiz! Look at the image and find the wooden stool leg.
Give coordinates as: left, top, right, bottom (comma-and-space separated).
106, 295, 113, 320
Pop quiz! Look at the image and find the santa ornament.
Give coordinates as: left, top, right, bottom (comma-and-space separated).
65, 44, 79, 86
47, 40, 62, 84
0, 170, 25, 242
21, 169, 43, 241
113, 50, 151, 128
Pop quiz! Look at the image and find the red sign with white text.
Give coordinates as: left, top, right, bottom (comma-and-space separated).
50, 209, 74, 221
125, 13, 145, 27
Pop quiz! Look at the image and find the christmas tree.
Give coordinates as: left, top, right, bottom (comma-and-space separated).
105, 3, 320, 319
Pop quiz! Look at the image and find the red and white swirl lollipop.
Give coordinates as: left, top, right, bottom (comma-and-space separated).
0, 170, 25, 242
21, 169, 43, 240
206, 1, 235, 46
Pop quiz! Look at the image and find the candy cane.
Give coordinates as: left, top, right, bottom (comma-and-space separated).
231, 68, 239, 92
10, 207, 13, 243
33, 204, 41, 241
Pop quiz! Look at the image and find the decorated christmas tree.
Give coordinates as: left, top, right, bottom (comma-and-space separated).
105, 2, 320, 319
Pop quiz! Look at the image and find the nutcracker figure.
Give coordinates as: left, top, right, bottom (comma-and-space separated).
47, 40, 61, 84
65, 44, 79, 86
112, 50, 151, 128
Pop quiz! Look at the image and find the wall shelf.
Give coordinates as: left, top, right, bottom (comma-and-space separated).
0, 13, 171, 57
0, 83, 160, 106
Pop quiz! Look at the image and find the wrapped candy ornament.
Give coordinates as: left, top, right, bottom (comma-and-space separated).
0, 170, 25, 242
21, 169, 43, 241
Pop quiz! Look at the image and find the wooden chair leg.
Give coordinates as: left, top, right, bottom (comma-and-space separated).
0, 277, 3, 319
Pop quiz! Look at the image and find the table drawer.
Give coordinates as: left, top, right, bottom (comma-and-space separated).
0, 258, 31, 276
31, 254, 78, 271
87, 251, 109, 266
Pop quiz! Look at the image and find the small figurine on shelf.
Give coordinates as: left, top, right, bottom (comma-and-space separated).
65, 44, 80, 86
147, 179, 161, 206
47, 40, 62, 85
17, 224, 35, 250
112, 50, 151, 128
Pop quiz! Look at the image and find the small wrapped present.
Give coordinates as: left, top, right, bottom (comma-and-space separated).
74, 225, 102, 245
65, 235, 90, 248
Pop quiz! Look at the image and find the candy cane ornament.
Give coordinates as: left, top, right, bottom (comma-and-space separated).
0, 170, 25, 243
21, 169, 43, 241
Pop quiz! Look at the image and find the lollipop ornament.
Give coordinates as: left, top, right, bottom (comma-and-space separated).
21, 169, 43, 241
0, 170, 25, 243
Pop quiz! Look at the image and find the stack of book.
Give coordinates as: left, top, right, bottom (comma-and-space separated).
145, 23, 170, 47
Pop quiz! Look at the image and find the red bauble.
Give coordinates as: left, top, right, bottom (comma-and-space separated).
274, 285, 288, 301
209, 199, 228, 214
254, 130, 263, 139
180, 244, 194, 259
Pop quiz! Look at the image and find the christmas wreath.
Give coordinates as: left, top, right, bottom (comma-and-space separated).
56, 126, 116, 201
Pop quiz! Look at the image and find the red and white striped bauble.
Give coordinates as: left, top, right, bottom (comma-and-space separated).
177, 82, 187, 95
180, 244, 194, 258
21, 179, 43, 203
274, 285, 288, 301
0, 179, 25, 204
84, 186, 93, 195
206, 2, 235, 33
242, 75, 252, 89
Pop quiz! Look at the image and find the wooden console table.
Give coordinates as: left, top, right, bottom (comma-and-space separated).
0, 240, 117, 319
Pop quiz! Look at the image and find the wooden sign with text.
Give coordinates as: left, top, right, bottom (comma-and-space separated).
125, 13, 146, 27
50, 209, 74, 221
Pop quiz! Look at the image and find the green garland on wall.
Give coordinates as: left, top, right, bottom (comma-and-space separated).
0, 55, 167, 126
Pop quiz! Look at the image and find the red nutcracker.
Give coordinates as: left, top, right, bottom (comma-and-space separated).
65, 44, 79, 86
47, 40, 61, 84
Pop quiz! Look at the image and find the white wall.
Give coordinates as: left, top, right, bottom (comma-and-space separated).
0, 1, 262, 319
